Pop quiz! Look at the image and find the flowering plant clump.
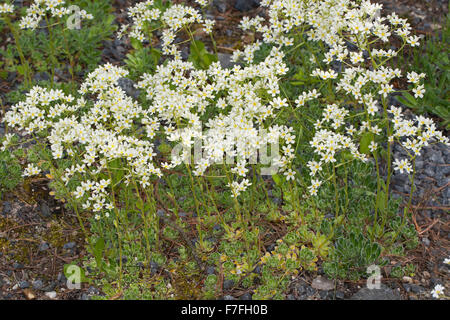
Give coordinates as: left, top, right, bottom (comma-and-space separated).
118, 0, 215, 58
1, 0, 449, 299
4, 64, 163, 219
19, 0, 93, 30
136, 47, 295, 191
236, 0, 449, 198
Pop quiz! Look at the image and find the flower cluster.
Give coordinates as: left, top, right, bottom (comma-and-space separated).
23, 163, 41, 177
238, 0, 448, 196
19, 0, 93, 30
137, 47, 296, 195
306, 104, 368, 195
4, 0, 449, 221
1, 133, 15, 152
119, 1, 214, 58
389, 106, 449, 174
0, 3, 14, 14
5, 64, 162, 219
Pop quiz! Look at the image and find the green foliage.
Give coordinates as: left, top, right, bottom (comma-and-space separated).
125, 47, 161, 80
0, 148, 23, 196
188, 40, 217, 69
0, 0, 116, 82
323, 232, 386, 281
399, 14, 450, 129
1, 0, 433, 301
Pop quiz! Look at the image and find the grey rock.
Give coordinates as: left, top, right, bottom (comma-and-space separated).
40, 202, 51, 217
13, 262, 24, 269
39, 242, 50, 251
117, 77, 140, 99
410, 284, 425, 294
424, 166, 435, 177
43, 282, 56, 292
234, 0, 259, 12
32, 280, 44, 290
213, 0, 227, 13
240, 293, 252, 300
13, 0, 24, 7
206, 266, 215, 275
63, 242, 76, 250
402, 283, 412, 293
19, 280, 30, 289
350, 284, 401, 300
2, 201, 11, 215
223, 295, 235, 300
436, 165, 449, 177
33, 72, 50, 82
296, 285, 306, 295
80, 293, 90, 300
157, 209, 166, 218
422, 237, 430, 246
305, 286, 316, 297
88, 286, 99, 295
223, 279, 234, 290
271, 197, 282, 205
218, 53, 234, 69
150, 261, 159, 274
430, 151, 444, 164
319, 290, 331, 299
311, 276, 334, 291
415, 160, 424, 170
57, 272, 67, 283
335, 291, 345, 299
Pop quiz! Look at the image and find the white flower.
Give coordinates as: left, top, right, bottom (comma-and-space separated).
308, 179, 322, 196
0, 3, 14, 14
393, 158, 412, 174
284, 169, 295, 181
431, 284, 445, 299
23, 163, 41, 177
412, 85, 425, 99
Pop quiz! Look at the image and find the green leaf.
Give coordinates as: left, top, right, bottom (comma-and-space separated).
92, 237, 105, 270
272, 174, 282, 187
359, 132, 374, 155
130, 38, 143, 50
397, 92, 418, 109
188, 40, 217, 69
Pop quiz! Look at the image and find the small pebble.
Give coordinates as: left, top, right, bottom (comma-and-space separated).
223, 279, 234, 290
402, 276, 413, 284
32, 280, 44, 290
39, 242, 50, 251
240, 293, 252, 300
45, 291, 57, 299
19, 281, 30, 289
